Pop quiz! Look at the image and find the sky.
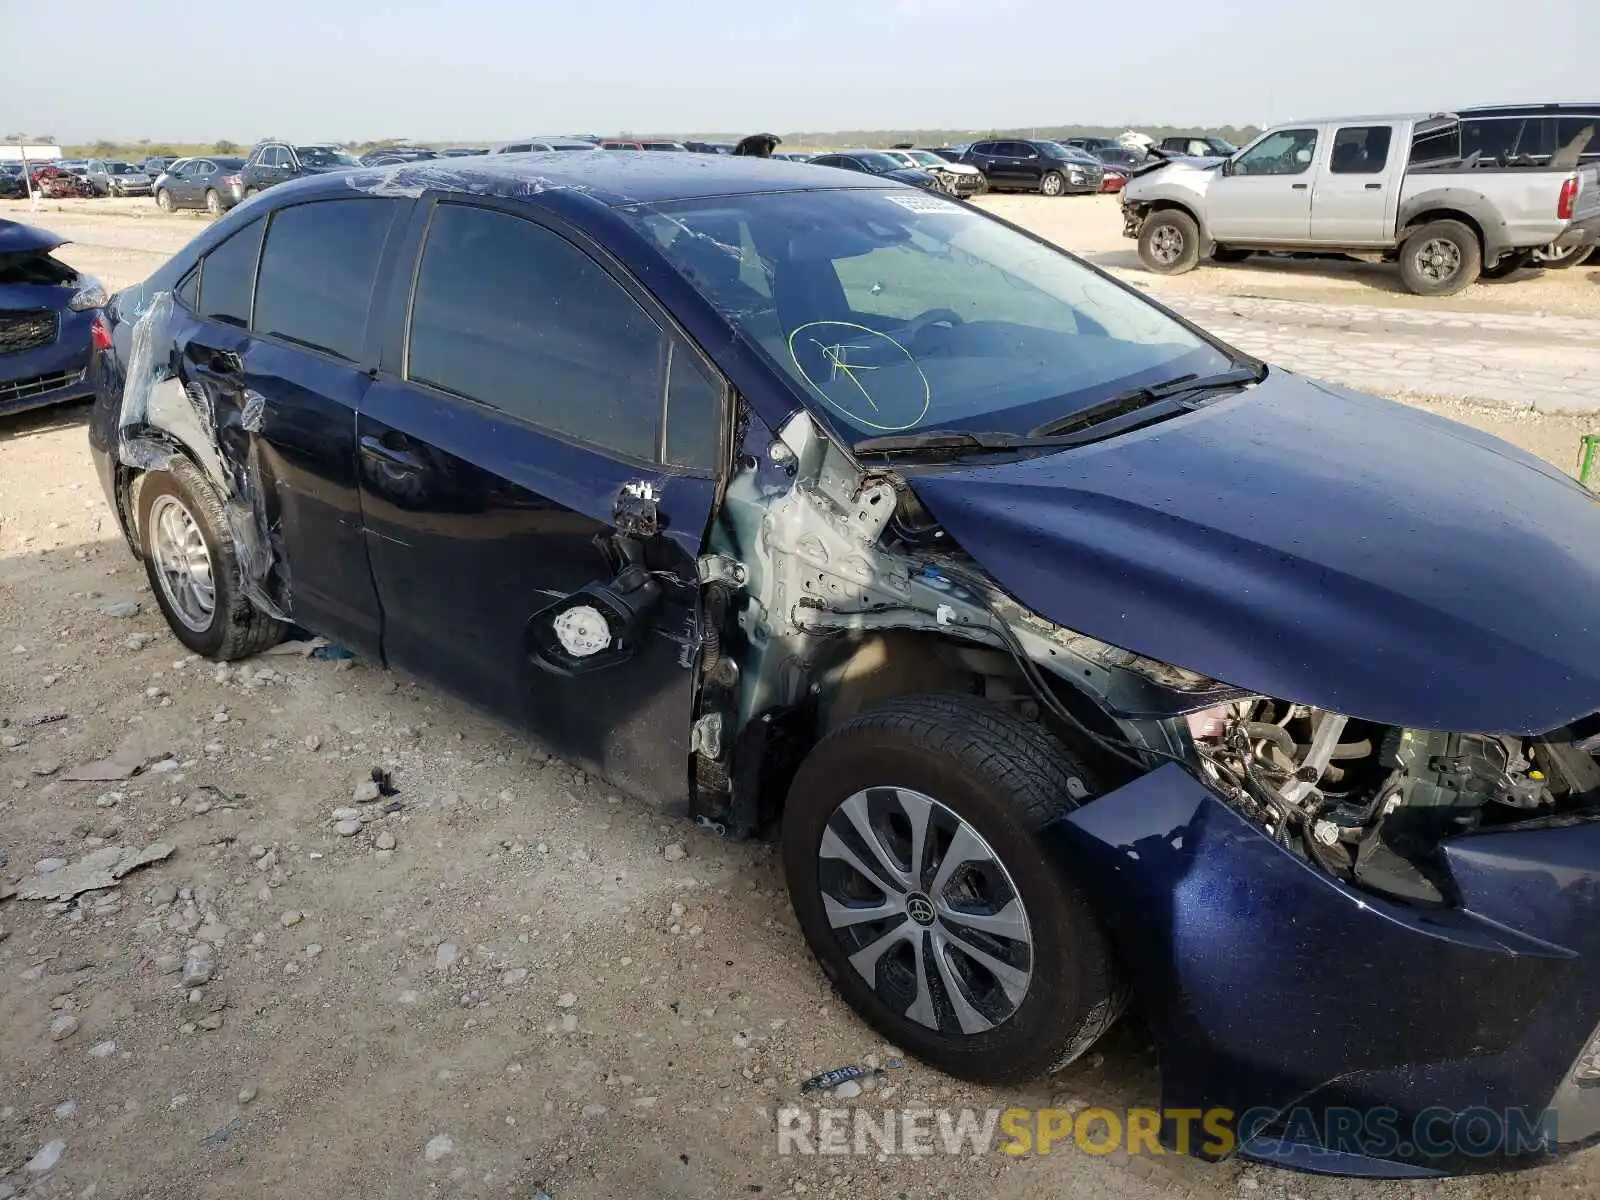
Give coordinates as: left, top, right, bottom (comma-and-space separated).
5, 0, 1596, 144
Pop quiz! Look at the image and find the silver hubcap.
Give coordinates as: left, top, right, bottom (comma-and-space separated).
1415, 238, 1462, 283
1042, 174, 1063, 195
1535, 242, 1581, 264
148, 494, 215, 632
1151, 224, 1185, 264
818, 787, 1034, 1035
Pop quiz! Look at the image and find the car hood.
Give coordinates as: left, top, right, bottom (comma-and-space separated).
907, 371, 1600, 734
0, 219, 67, 255
885, 168, 936, 185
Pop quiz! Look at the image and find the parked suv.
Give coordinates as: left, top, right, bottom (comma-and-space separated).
1458, 103, 1600, 266
238, 142, 361, 197
85, 160, 154, 198
957, 139, 1104, 195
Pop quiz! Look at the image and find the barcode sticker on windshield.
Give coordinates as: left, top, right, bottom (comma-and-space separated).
884, 193, 961, 214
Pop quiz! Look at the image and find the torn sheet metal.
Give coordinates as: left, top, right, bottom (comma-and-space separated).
114, 289, 290, 622
15, 842, 174, 901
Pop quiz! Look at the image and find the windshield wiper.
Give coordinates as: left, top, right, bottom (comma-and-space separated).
1028, 364, 1265, 438
852, 429, 1030, 457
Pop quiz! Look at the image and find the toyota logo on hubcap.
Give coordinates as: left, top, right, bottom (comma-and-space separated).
906, 893, 936, 926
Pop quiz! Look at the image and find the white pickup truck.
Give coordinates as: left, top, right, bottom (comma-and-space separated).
1121, 113, 1600, 295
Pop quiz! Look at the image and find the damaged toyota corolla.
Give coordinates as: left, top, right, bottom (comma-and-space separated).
85, 155, 1600, 1177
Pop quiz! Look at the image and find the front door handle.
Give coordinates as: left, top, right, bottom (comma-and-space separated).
1292, 183, 1309, 190
359, 432, 427, 473
1364, 183, 1382, 190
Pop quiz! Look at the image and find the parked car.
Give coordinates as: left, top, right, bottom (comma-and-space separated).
1064, 136, 1124, 154
86, 159, 153, 198
957, 139, 1105, 195
0, 218, 104, 417
86, 152, 1600, 1178
1123, 113, 1600, 294
55, 159, 90, 177
437, 148, 490, 157
1157, 135, 1238, 158
1457, 103, 1600, 267
33, 167, 94, 199
358, 147, 438, 167
807, 150, 943, 191
882, 149, 987, 198
928, 144, 969, 162
599, 139, 688, 152
488, 138, 602, 154
238, 142, 361, 197
154, 157, 248, 215
0, 164, 28, 200
1094, 145, 1146, 193
684, 141, 736, 155
772, 151, 815, 163
142, 156, 180, 178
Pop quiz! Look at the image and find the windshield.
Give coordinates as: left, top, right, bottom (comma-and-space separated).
296, 146, 360, 167
107, 163, 133, 174
1207, 138, 1238, 155
905, 150, 945, 167
1038, 141, 1084, 160
625, 189, 1229, 442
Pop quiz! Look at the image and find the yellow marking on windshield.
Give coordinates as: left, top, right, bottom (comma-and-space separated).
786, 320, 931, 432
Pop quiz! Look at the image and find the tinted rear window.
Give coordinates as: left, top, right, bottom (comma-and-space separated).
253, 198, 397, 361
199, 217, 265, 327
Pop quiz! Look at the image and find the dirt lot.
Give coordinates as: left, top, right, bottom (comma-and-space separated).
3, 194, 1600, 1200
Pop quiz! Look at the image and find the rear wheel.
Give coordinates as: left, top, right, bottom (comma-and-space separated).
205, 189, 222, 215
782, 695, 1122, 1084
1532, 240, 1590, 269
155, 189, 173, 212
1138, 209, 1202, 275
243, 186, 259, 200
135, 460, 285, 660
1398, 220, 1481, 295
1039, 171, 1065, 197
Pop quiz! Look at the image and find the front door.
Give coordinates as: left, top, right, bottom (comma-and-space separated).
1205, 126, 1323, 243
1310, 123, 1398, 244
355, 199, 727, 803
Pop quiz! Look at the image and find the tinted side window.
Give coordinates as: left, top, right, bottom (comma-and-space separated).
503, 143, 533, 153
253, 198, 397, 361
664, 344, 723, 474
198, 217, 264, 327
1557, 117, 1599, 156
1461, 118, 1522, 161
176, 267, 199, 309
1515, 119, 1554, 159
1329, 125, 1393, 174
408, 204, 664, 462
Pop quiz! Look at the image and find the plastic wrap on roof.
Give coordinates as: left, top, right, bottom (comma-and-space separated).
113, 289, 290, 622
342, 163, 582, 200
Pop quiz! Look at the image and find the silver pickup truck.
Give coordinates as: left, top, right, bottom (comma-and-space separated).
1121, 113, 1600, 295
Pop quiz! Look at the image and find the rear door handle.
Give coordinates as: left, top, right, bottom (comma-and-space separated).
1292, 183, 1309, 190
1364, 183, 1382, 190
359, 432, 427, 473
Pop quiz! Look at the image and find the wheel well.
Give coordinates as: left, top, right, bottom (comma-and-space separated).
1400, 208, 1485, 250
1143, 200, 1202, 227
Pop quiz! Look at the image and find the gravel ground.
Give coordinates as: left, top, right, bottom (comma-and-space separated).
2, 194, 1599, 1199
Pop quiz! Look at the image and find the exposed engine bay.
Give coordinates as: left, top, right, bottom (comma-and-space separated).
1189, 700, 1600, 903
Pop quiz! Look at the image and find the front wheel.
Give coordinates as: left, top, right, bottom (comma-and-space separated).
135, 460, 285, 660
1039, 171, 1065, 197
1138, 209, 1202, 275
782, 695, 1123, 1084
155, 189, 173, 212
1398, 219, 1481, 295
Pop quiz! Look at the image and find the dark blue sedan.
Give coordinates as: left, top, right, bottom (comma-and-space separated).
85, 154, 1600, 1178
806, 148, 945, 190
1, 220, 104, 417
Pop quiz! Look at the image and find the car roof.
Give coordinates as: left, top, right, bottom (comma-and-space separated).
275, 153, 897, 209
1457, 102, 1600, 116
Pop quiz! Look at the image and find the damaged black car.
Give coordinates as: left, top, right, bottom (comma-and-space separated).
86, 155, 1600, 1178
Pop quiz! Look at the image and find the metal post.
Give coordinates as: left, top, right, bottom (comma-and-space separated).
1578, 435, 1600, 489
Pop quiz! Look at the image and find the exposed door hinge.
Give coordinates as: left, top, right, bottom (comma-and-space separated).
697, 554, 749, 589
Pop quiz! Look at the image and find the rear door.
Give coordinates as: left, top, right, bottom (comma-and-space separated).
355, 198, 726, 802
1206, 126, 1323, 242
1310, 123, 1398, 244
175, 198, 398, 653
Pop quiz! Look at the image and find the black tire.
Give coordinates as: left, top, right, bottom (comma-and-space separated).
1138, 209, 1201, 275
1039, 171, 1066, 198
1398, 219, 1481, 295
782, 695, 1123, 1085
155, 189, 173, 212
135, 459, 285, 660
1585, 246, 1600, 267
205, 189, 222, 216
1533, 240, 1590, 269
1480, 249, 1536, 280
1211, 246, 1252, 263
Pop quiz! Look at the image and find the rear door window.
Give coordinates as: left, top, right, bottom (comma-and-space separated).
1557, 117, 1600, 157
407, 203, 668, 463
1329, 126, 1393, 174
198, 217, 265, 327
1514, 119, 1555, 159
253, 198, 399, 362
